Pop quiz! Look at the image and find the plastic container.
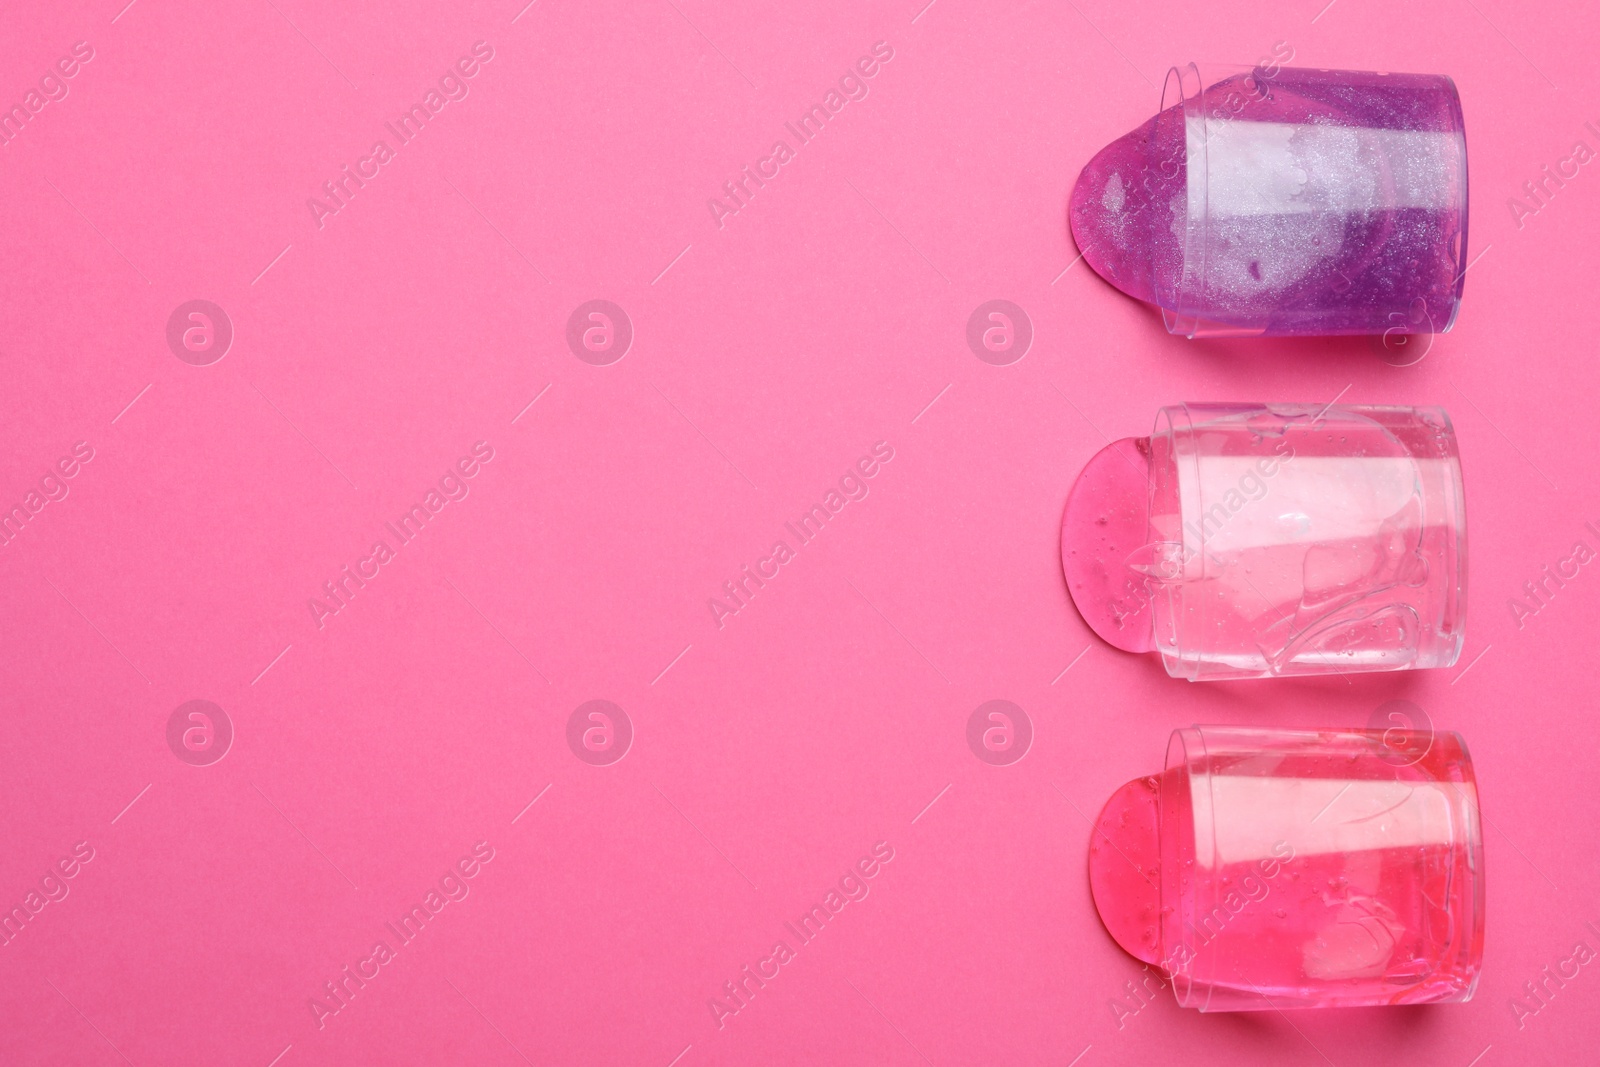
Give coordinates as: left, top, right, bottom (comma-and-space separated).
1069, 62, 1469, 338
1061, 402, 1467, 681
1089, 725, 1484, 1011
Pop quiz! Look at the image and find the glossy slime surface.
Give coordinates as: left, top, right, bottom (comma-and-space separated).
1090, 729, 1484, 1011
1148, 405, 1465, 680
1061, 404, 1466, 681
1069, 66, 1468, 337
1059, 437, 1155, 654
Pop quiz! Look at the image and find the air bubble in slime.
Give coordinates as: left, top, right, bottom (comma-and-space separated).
1069, 62, 1469, 338
1089, 726, 1484, 1011
1060, 403, 1466, 681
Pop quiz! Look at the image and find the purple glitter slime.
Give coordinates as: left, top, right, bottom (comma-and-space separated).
1070, 64, 1469, 338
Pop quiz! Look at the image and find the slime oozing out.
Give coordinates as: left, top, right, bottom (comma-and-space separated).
1069, 66, 1469, 337
1061, 404, 1466, 681
1089, 729, 1484, 1011
1059, 437, 1154, 654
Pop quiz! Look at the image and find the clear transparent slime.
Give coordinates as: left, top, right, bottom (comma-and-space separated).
1060, 403, 1467, 681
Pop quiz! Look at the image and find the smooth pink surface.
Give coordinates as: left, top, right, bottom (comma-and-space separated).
1, 1, 1597, 1064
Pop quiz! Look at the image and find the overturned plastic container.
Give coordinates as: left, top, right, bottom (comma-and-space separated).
1060, 402, 1466, 681
1069, 60, 1469, 338
1089, 725, 1484, 1011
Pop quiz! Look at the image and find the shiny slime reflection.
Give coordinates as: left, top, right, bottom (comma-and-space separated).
1061, 404, 1466, 680
1090, 727, 1483, 1011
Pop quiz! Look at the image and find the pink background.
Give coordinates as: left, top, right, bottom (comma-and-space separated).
1, 0, 1597, 1064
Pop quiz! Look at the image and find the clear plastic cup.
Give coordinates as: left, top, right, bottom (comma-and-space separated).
1089, 725, 1485, 1012
1070, 61, 1469, 338
1138, 402, 1467, 680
